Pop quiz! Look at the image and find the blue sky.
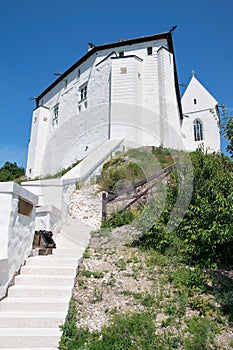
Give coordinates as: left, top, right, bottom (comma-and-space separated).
0, 0, 232, 168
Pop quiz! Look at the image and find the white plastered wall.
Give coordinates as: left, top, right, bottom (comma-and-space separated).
157, 47, 182, 150
181, 75, 220, 153
0, 182, 38, 299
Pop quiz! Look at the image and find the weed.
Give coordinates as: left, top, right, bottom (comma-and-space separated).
83, 248, 91, 259
141, 294, 155, 308
91, 289, 103, 304
169, 266, 207, 296
102, 209, 133, 228
115, 258, 127, 271
189, 296, 214, 316
78, 279, 87, 289
184, 316, 219, 350
165, 304, 177, 316
103, 277, 116, 287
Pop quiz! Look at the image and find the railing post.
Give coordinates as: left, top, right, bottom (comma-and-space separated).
102, 192, 107, 223
175, 157, 180, 170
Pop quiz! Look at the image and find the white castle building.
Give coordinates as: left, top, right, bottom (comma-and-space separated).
26, 31, 220, 179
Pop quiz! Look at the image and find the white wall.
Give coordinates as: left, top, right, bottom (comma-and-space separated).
26, 106, 50, 179
26, 37, 182, 178
35, 205, 62, 236
0, 182, 38, 299
158, 47, 182, 149
181, 75, 220, 153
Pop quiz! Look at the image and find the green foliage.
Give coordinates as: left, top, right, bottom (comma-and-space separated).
189, 296, 215, 316
99, 160, 144, 192
0, 161, 25, 182
139, 149, 233, 267
81, 270, 104, 278
221, 104, 233, 158
102, 210, 133, 228
60, 311, 159, 350
213, 272, 233, 323
178, 150, 233, 266
184, 316, 219, 350
136, 168, 181, 254
59, 299, 94, 350
98, 147, 174, 192
169, 267, 207, 296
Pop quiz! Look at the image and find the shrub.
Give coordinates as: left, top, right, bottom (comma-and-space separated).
139, 149, 233, 267
178, 150, 233, 266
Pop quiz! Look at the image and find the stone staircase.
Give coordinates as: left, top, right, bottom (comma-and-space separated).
0, 218, 92, 349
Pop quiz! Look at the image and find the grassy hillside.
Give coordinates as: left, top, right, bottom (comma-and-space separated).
60, 147, 233, 349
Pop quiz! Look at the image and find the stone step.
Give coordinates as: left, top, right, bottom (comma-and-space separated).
52, 248, 84, 257
14, 274, 75, 286
0, 298, 69, 312
0, 311, 66, 328
25, 256, 80, 267
20, 265, 77, 276
0, 328, 61, 348
0, 348, 57, 350
8, 285, 72, 299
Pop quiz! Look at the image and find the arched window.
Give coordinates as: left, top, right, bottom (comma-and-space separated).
193, 119, 203, 141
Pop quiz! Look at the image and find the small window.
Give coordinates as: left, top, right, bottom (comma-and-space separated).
120, 67, 127, 74
84, 101, 88, 109
78, 105, 81, 113
77, 69, 81, 79
193, 119, 203, 141
119, 51, 124, 57
80, 84, 87, 101
52, 104, 59, 127
193, 98, 197, 105
147, 47, 152, 55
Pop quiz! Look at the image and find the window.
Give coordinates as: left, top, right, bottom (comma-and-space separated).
77, 69, 81, 79
80, 84, 87, 101
147, 47, 152, 55
120, 67, 127, 74
52, 104, 59, 127
119, 51, 124, 57
193, 119, 203, 141
193, 98, 197, 105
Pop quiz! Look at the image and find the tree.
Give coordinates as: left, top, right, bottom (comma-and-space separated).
0, 162, 25, 182
221, 104, 233, 158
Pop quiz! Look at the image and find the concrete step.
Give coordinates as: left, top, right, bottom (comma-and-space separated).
0, 328, 61, 348
20, 265, 77, 276
0, 311, 66, 328
14, 274, 75, 286
8, 285, 72, 299
0, 348, 57, 350
25, 256, 80, 267
0, 298, 69, 312
53, 248, 84, 257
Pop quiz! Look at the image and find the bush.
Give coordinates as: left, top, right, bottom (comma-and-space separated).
139, 149, 233, 267
178, 150, 233, 266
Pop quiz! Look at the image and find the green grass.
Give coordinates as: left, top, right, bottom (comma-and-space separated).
98, 146, 176, 193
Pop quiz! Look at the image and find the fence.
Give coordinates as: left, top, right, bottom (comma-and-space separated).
102, 159, 179, 222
